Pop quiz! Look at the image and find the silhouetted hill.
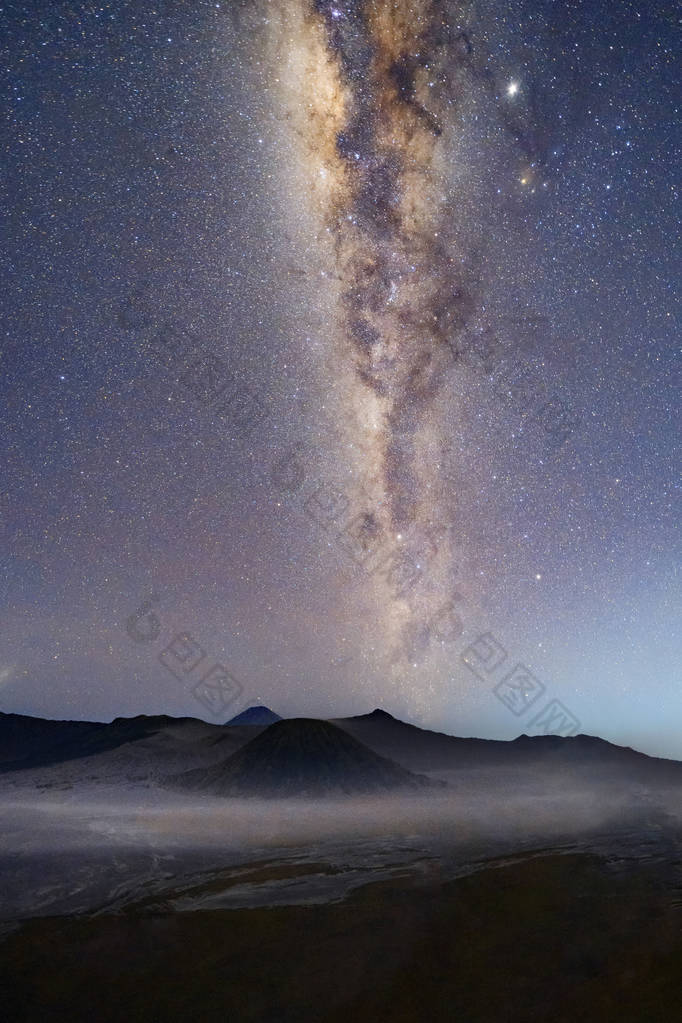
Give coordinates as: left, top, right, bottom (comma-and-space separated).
332, 708, 509, 771
333, 710, 682, 782
0, 712, 97, 768
4, 707, 682, 787
172, 717, 441, 797
226, 706, 282, 726
0, 711, 222, 774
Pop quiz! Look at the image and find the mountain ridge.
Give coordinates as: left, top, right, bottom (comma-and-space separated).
1, 707, 681, 779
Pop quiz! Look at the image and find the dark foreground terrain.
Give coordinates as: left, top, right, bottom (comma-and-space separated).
3, 709, 682, 1019
2, 851, 682, 1023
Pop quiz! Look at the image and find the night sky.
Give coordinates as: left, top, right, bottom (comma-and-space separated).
1, 0, 679, 757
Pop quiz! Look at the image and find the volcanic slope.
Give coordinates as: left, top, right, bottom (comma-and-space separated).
172, 717, 442, 797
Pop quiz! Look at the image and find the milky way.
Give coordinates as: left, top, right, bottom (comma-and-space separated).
2, 0, 678, 748
265, 0, 490, 667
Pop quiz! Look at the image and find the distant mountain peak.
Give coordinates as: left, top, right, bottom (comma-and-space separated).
513, 732, 599, 745
226, 706, 282, 726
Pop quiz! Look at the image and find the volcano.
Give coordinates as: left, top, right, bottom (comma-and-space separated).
171, 717, 441, 797
226, 706, 282, 726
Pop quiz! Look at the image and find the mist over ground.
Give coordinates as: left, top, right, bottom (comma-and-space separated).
3, 762, 681, 924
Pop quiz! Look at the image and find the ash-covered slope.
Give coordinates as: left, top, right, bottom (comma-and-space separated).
171, 717, 442, 797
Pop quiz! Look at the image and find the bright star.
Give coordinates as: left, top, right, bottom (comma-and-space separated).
507, 81, 519, 97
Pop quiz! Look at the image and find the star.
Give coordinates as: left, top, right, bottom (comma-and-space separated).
0, 0, 678, 756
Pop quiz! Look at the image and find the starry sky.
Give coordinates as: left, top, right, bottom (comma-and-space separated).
1, 0, 679, 757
